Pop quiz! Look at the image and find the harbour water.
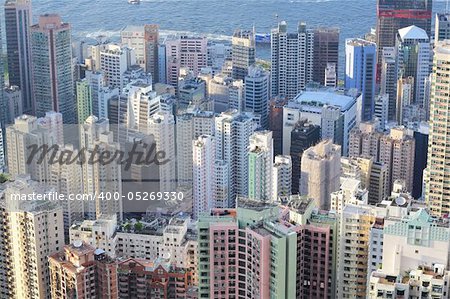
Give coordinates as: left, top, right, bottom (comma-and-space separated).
32, 0, 447, 67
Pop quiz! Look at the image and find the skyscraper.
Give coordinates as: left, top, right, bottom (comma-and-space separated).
396, 25, 430, 108
300, 140, 341, 210
148, 111, 176, 193
268, 96, 288, 156
31, 14, 75, 123
80, 116, 122, 219
244, 65, 270, 128
5, 0, 32, 114
272, 155, 292, 201
6, 115, 56, 183
231, 29, 256, 80
271, 21, 314, 99
3, 177, 65, 299
376, 0, 432, 65
144, 24, 159, 82
165, 36, 207, 88
193, 135, 215, 219
345, 38, 377, 121
215, 110, 255, 207
176, 108, 215, 189
380, 47, 398, 121
248, 130, 273, 201
76, 79, 93, 124
99, 44, 135, 90
435, 13, 450, 47
312, 27, 339, 85
425, 40, 450, 217
121, 25, 146, 68
290, 120, 321, 194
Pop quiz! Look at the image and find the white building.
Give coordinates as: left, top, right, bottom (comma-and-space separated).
98, 44, 136, 90
271, 21, 314, 99
176, 108, 215, 189
215, 110, 255, 207
272, 155, 292, 201
193, 135, 215, 219
121, 25, 146, 68
330, 177, 368, 213
248, 131, 274, 201
283, 88, 360, 155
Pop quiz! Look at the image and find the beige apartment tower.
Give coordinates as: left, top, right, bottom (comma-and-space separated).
426, 40, 450, 216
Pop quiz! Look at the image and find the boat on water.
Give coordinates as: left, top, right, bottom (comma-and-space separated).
128, 0, 140, 4
256, 33, 271, 44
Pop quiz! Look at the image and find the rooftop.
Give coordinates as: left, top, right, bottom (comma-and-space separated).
398, 25, 428, 41
292, 89, 357, 111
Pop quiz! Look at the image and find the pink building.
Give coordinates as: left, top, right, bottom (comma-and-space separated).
165, 36, 208, 88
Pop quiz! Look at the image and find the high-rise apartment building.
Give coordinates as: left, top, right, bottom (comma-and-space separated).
144, 24, 159, 82
176, 108, 215, 188
268, 97, 288, 156
6, 115, 57, 182
244, 65, 270, 128
345, 38, 377, 121
120, 24, 159, 81
349, 122, 415, 194
379, 127, 416, 193
248, 131, 273, 201
300, 140, 342, 210
313, 27, 339, 85
231, 29, 256, 80
215, 110, 255, 207
272, 155, 292, 201
376, 0, 432, 65
198, 200, 296, 299
337, 204, 377, 298
80, 116, 122, 219
290, 120, 321, 194
193, 135, 215, 219
76, 79, 93, 124
48, 144, 84, 237
148, 111, 176, 193
287, 196, 338, 298
5, 0, 32, 114
4, 85, 23, 123
2, 177, 65, 299
435, 13, 450, 47
49, 242, 118, 298
166, 36, 208, 88
31, 14, 75, 123
426, 40, 450, 217
121, 25, 146, 68
270, 21, 314, 99
99, 44, 136, 90
380, 47, 398, 121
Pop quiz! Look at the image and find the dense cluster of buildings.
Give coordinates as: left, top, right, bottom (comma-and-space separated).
0, 0, 450, 298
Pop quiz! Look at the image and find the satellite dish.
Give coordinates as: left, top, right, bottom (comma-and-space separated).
73, 240, 83, 248
395, 196, 406, 206
162, 253, 171, 261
